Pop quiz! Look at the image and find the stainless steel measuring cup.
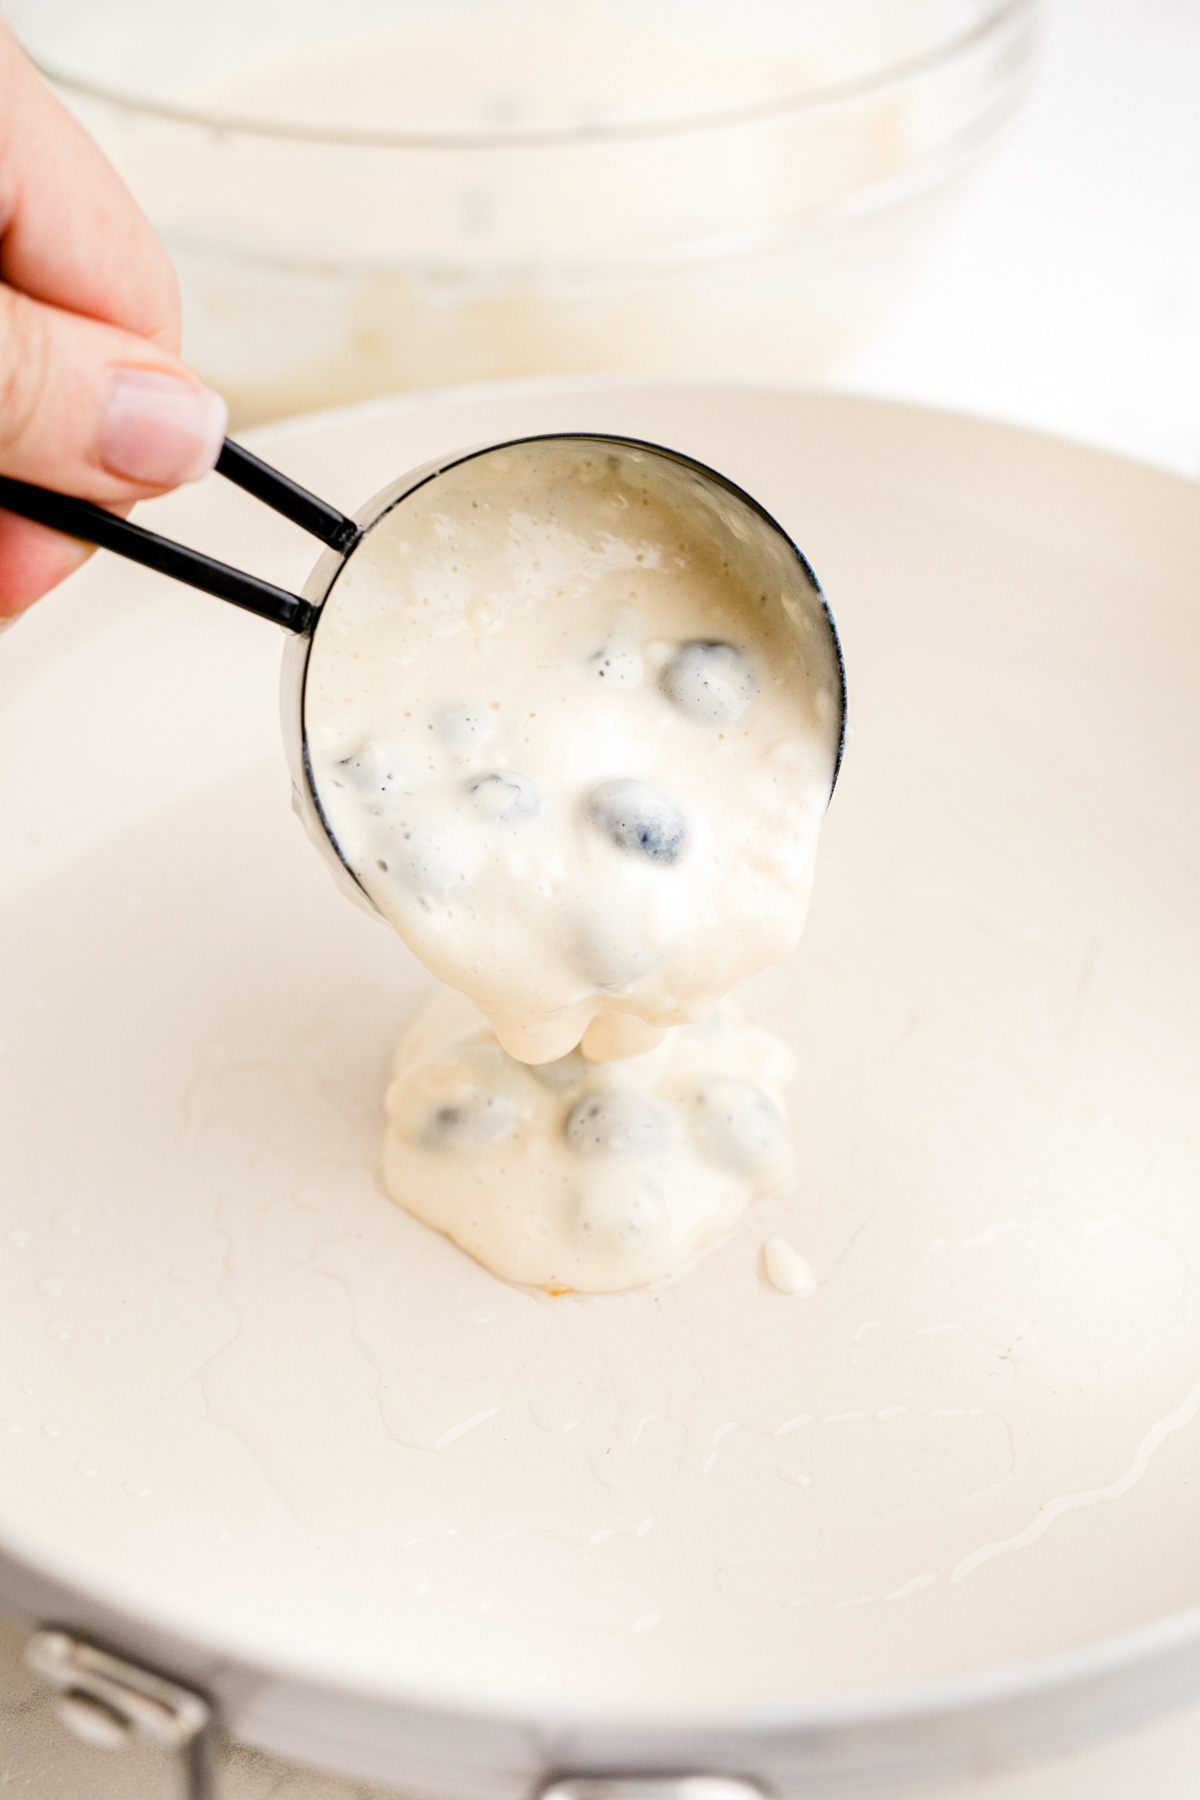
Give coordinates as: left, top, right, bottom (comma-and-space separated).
0, 433, 846, 916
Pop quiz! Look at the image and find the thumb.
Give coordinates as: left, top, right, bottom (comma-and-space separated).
0, 283, 226, 615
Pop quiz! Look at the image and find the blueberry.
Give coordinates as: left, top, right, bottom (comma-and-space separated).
689, 1079, 790, 1179
333, 739, 404, 810
470, 771, 541, 827
379, 818, 482, 900
438, 705, 495, 754
585, 779, 687, 865
418, 1089, 517, 1152
586, 638, 642, 688
573, 919, 658, 990
573, 1166, 667, 1247
660, 641, 756, 724
565, 1090, 674, 1157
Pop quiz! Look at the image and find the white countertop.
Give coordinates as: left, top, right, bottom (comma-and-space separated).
4, 0, 1200, 1794
842, 0, 1200, 483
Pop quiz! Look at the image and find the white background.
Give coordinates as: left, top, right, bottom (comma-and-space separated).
4, 0, 1200, 1793
843, 0, 1200, 481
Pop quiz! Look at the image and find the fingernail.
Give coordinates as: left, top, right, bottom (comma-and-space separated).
101, 368, 227, 486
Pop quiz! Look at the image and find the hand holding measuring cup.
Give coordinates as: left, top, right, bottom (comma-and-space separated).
0, 18, 226, 618
0, 431, 845, 974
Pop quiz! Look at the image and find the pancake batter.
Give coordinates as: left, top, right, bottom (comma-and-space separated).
304, 438, 840, 1287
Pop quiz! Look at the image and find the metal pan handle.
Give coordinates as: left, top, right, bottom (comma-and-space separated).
26, 1630, 218, 1800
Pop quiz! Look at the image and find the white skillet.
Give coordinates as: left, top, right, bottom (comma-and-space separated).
1, 379, 1200, 1800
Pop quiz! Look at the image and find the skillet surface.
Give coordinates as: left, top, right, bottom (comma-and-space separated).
2, 381, 1200, 1762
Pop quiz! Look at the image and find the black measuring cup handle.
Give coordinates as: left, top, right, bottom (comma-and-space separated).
0, 438, 360, 634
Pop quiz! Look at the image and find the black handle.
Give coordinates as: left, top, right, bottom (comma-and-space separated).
0, 473, 316, 632
0, 437, 363, 634
216, 439, 360, 557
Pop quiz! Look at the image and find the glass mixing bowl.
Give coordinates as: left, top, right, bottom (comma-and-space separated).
10, 0, 1035, 426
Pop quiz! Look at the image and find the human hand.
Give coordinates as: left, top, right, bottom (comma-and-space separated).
0, 21, 226, 620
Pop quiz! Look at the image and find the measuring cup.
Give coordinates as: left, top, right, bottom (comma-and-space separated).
0, 433, 846, 917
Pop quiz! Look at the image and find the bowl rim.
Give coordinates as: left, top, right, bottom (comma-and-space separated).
26, 0, 1034, 152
